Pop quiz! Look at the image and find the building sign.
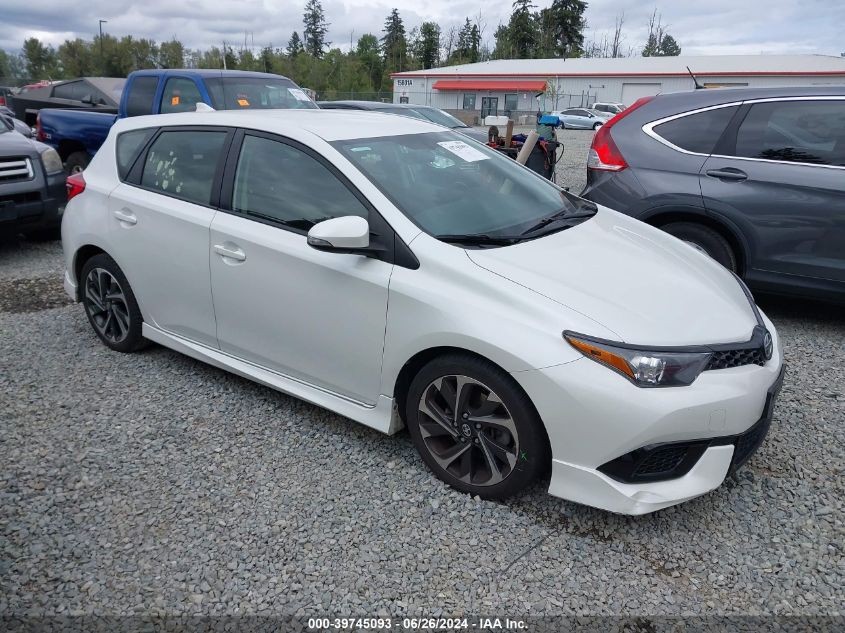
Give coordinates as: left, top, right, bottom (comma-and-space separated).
396, 79, 413, 87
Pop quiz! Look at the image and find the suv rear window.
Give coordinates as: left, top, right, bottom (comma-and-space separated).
653, 105, 738, 154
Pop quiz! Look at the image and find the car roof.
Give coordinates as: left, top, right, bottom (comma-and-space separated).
112, 108, 445, 142
130, 69, 295, 81
651, 85, 845, 110
320, 100, 417, 110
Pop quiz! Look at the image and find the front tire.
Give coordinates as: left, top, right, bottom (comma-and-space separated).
660, 221, 737, 271
80, 253, 146, 353
593, 122, 602, 130
405, 354, 550, 500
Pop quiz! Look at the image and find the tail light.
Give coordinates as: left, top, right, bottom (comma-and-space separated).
66, 172, 86, 201
0, 96, 5, 106
587, 96, 655, 172
35, 113, 46, 141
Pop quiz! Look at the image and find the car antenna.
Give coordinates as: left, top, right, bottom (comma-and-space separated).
687, 66, 704, 90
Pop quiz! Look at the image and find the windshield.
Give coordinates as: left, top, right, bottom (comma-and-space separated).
206, 78, 318, 110
412, 107, 470, 129
376, 106, 429, 121
332, 131, 595, 243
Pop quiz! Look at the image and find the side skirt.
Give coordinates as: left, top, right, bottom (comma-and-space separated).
142, 323, 403, 435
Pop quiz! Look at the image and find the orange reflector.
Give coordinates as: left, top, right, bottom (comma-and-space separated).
565, 336, 635, 379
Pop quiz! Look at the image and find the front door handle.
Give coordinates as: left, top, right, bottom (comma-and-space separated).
705, 168, 748, 181
113, 209, 137, 225
213, 243, 247, 262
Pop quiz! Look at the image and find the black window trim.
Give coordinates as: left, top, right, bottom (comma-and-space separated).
219, 128, 419, 269
644, 95, 845, 171
126, 125, 236, 209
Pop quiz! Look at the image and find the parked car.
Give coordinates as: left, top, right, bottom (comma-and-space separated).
581, 86, 845, 303
550, 108, 607, 130
61, 109, 784, 515
0, 121, 66, 240
0, 86, 18, 108
318, 100, 490, 142
10, 77, 125, 126
37, 69, 317, 173
590, 102, 625, 115
0, 109, 34, 137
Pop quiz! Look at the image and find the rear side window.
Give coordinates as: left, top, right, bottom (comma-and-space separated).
733, 100, 845, 166
125, 77, 159, 117
160, 77, 203, 114
53, 81, 85, 101
653, 105, 738, 154
232, 134, 367, 231
140, 130, 227, 205
116, 129, 154, 180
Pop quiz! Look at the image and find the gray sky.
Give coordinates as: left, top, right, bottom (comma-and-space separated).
2, 0, 843, 58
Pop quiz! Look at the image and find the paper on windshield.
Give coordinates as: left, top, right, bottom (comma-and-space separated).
437, 140, 489, 163
288, 88, 312, 102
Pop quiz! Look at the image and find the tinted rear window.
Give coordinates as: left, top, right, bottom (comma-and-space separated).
125, 77, 159, 117
116, 128, 155, 180
653, 105, 738, 154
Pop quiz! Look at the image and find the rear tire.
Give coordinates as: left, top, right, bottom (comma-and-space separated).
660, 221, 737, 271
405, 353, 550, 500
65, 151, 89, 175
593, 122, 602, 130
79, 253, 146, 353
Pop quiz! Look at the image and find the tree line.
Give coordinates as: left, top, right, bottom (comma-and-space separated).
0, 1, 680, 95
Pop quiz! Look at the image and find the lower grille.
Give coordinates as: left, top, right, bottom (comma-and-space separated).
729, 413, 772, 472
632, 445, 689, 478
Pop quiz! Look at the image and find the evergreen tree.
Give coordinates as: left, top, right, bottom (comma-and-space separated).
507, 0, 538, 59
287, 32, 304, 58
303, 0, 330, 58
418, 22, 441, 69
381, 8, 407, 74
356, 34, 383, 90
658, 34, 681, 56
540, 0, 586, 58
22, 38, 59, 79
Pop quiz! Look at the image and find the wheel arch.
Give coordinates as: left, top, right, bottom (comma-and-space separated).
71, 244, 107, 300
57, 139, 87, 163
642, 208, 749, 276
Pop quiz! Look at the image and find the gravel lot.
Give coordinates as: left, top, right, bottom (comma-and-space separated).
1, 142, 843, 622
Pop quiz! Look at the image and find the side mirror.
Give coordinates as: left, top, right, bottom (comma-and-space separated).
307, 216, 370, 253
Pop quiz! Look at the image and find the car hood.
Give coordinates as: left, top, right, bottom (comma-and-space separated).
466, 207, 759, 346
0, 130, 37, 155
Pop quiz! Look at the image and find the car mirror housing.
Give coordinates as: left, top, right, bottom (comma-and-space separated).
307, 216, 370, 253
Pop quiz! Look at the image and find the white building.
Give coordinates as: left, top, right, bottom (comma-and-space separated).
391, 55, 845, 121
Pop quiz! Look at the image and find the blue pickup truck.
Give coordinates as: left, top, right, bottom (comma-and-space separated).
36, 69, 317, 173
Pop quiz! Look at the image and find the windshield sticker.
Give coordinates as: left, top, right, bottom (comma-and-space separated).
237, 97, 250, 107
170, 96, 180, 106
288, 88, 311, 102
437, 140, 489, 163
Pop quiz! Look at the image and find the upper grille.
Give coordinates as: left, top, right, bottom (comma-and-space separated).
706, 346, 766, 371
0, 157, 34, 182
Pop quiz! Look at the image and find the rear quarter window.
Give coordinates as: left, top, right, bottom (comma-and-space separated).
653, 105, 739, 154
116, 128, 155, 180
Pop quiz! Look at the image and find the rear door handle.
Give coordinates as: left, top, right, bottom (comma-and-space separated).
213, 243, 246, 262
705, 168, 748, 181
113, 209, 137, 225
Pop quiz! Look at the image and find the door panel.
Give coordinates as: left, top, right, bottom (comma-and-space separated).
209, 212, 391, 404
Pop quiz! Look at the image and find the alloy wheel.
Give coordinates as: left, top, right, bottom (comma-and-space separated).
84, 268, 131, 343
417, 375, 520, 486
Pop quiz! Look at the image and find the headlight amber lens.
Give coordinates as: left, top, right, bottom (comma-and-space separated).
564, 332, 712, 387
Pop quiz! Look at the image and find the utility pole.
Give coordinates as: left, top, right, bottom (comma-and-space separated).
98, 19, 108, 69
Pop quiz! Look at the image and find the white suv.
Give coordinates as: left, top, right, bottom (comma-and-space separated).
61, 109, 784, 514
590, 102, 625, 115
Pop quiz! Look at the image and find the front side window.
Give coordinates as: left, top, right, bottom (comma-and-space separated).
232, 135, 367, 231
653, 105, 738, 154
462, 94, 476, 110
732, 100, 845, 166
160, 77, 203, 114
332, 131, 594, 241
205, 78, 317, 110
140, 130, 227, 205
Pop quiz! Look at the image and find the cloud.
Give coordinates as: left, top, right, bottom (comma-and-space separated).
1, 0, 842, 58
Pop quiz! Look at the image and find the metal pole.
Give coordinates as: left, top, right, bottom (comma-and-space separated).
98, 20, 107, 66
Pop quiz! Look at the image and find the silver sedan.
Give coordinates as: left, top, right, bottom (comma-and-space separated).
551, 108, 610, 130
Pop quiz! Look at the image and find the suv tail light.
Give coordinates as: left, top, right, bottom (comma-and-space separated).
66, 172, 86, 201
587, 96, 655, 172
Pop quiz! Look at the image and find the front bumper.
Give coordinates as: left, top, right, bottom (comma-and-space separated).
514, 318, 784, 515
0, 169, 66, 234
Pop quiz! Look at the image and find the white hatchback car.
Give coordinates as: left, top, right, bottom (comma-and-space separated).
62, 110, 785, 515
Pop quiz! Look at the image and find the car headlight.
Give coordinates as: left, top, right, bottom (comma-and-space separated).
563, 331, 712, 387
40, 148, 63, 174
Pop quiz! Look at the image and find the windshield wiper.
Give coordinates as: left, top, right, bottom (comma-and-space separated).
519, 209, 597, 237
435, 233, 524, 246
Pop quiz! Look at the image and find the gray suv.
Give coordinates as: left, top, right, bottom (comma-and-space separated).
581, 86, 845, 303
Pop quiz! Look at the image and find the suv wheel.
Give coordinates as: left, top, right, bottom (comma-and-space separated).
80, 253, 146, 353
405, 354, 549, 500
65, 151, 89, 175
661, 222, 737, 272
